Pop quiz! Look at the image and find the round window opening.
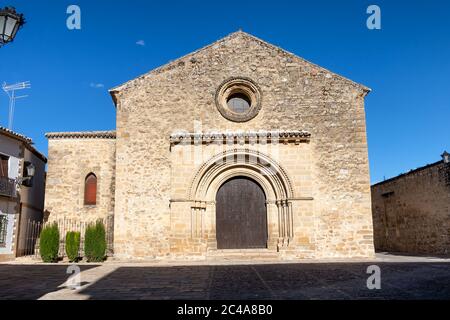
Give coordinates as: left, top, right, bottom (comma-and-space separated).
227, 92, 251, 114
215, 77, 262, 122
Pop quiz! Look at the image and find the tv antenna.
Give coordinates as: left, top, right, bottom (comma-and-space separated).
2, 81, 31, 130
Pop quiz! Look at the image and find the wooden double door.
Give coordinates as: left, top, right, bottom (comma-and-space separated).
216, 177, 267, 249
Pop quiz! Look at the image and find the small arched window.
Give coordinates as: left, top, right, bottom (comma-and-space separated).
84, 173, 97, 205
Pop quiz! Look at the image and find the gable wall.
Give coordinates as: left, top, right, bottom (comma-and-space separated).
113, 33, 374, 259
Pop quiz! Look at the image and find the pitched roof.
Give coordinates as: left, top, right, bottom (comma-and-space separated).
0, 126, 32, 143
109, 31, 370, 104
0, 126, 47, 162
45, 131, 116, 139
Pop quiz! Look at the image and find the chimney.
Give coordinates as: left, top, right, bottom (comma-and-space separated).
442, 151, 450, 164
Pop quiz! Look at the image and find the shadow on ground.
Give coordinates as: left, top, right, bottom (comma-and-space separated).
80, 262, 450, 299
0, 264, 99, 299
1, 262, 450, 300
376, 250, 450, 259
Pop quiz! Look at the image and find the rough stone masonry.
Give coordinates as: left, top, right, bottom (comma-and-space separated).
371, 155, 450, 256
44, 31, 375, 261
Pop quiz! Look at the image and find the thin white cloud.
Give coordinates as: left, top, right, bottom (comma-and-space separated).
90, 83, 104, 88
136, 40, 145, 46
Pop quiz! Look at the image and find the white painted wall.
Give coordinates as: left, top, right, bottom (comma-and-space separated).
0, 132, 47, 258
0, 134, 21, 180
0, 135, 21, 256
0, 206, 16, 254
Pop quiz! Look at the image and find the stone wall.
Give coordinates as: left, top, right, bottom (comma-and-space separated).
371, 161, 450, 255
111, 31, 374, 259
44, 133, 116, 223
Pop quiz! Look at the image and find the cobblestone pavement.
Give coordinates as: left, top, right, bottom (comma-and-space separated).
1, 256, 450, 300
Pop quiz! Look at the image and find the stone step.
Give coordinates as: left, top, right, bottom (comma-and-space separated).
208, 248, 275, 254
206, 249, 280, 261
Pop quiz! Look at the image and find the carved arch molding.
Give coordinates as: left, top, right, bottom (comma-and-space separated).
188, 148, 296, 247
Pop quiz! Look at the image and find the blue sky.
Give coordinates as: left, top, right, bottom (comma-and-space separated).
1, 0, 449, 184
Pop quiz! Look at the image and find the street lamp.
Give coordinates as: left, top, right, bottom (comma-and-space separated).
17, 161, 35, 187
0, 7, 25, 46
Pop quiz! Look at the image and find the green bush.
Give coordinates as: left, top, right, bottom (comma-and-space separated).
65, 231, 80, 262
39, 223, 60, 263
84, 221, 106, 262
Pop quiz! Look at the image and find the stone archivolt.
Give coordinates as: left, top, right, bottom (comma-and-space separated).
188, 148, 294, 201
186, 148, 296, 249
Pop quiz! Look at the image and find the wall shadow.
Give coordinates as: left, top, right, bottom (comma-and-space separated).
2, 262, 449, 300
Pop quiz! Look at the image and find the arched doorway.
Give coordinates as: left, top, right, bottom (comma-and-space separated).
215, 176, 267, 249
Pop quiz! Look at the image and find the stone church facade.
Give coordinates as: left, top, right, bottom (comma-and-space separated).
45, 31, 375, 260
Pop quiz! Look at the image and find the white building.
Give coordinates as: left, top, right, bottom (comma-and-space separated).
0, 127, 46, 261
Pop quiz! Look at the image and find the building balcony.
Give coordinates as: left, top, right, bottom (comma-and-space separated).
0, 177, 16, 198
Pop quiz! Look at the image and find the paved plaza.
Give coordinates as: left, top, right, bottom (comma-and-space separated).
1, 254, 449, 300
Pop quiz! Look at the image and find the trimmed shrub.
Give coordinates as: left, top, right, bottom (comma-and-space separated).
84, 221, 106, 262
39, 223, 60, 263
65, 231, 80, 262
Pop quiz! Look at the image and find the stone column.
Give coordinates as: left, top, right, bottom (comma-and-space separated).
276, 200, 293, 249
266, 201, 278, 250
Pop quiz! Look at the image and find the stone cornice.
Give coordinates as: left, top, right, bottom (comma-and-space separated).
170, 130, 311, 146
45, 131, 116, 139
